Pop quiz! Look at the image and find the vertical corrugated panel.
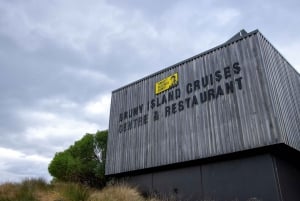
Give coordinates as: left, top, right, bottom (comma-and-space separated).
105, 31, 299, 175
257, 33, 300, 151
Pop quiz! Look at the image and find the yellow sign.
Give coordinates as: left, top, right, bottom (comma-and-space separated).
155, 73, 178, 94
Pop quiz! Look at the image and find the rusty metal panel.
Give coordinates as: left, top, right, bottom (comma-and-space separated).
105, 30, 299, 175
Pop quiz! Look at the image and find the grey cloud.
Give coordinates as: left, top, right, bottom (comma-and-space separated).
0, 154, 51, 182
0, 0, 299, 183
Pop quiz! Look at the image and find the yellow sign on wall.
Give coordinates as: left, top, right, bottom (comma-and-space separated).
155, 72, 178, 94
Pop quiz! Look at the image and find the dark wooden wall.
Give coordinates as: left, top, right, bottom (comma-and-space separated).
105, 30, 300, 175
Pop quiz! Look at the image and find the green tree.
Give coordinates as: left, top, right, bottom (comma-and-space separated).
48, 130, 108, 187
94, 130, 108, 180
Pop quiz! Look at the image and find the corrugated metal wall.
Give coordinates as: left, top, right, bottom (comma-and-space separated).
258, 33, 300, 151
105, 31, 300, 175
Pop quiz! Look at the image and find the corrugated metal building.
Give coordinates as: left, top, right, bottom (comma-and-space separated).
106, 30, 300, 201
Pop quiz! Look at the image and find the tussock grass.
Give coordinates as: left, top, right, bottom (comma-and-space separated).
89, 184, 144, 201
0, 178, 58, 201
0, 179, 164, 201
54, 182, 90, 201
0, 178, 42, 201
0, 182, 19, 201
0, 178, 222, 201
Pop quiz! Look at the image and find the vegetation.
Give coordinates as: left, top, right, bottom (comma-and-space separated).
90, 184, 154, 201
0, 130, 189, 201
0, 178, 163, 201
48, 130, 108, 187
0, 178, 50, 201
54, 182, 90, 201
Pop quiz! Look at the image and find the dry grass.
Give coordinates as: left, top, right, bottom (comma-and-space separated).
0, 178, 51, 201
54, 182, 91, 201
35, 190, 62, 201
0, 182, 20, 200
88, 184, 171, 201
0, 179, 164, 201
89, 184, 144, 201
0, 179, 261, 201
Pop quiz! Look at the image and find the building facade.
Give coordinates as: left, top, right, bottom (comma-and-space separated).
106, 30, 300, 201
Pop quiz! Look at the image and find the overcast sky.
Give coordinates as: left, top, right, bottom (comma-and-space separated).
0, 0, 299, 183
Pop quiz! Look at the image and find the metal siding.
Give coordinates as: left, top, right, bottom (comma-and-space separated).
201, 154, 281, 201
257, 33, 300, 151
106, 31, 299, 175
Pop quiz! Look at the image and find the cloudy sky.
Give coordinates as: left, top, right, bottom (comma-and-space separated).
0, 0, 299, 183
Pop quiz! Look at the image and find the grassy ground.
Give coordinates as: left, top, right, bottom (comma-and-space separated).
0, 178, 163, 201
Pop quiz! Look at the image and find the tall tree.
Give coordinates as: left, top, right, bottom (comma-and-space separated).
48, 130, 108, 187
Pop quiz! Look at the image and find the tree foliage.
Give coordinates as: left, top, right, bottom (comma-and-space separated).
48, 130, 108, 187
